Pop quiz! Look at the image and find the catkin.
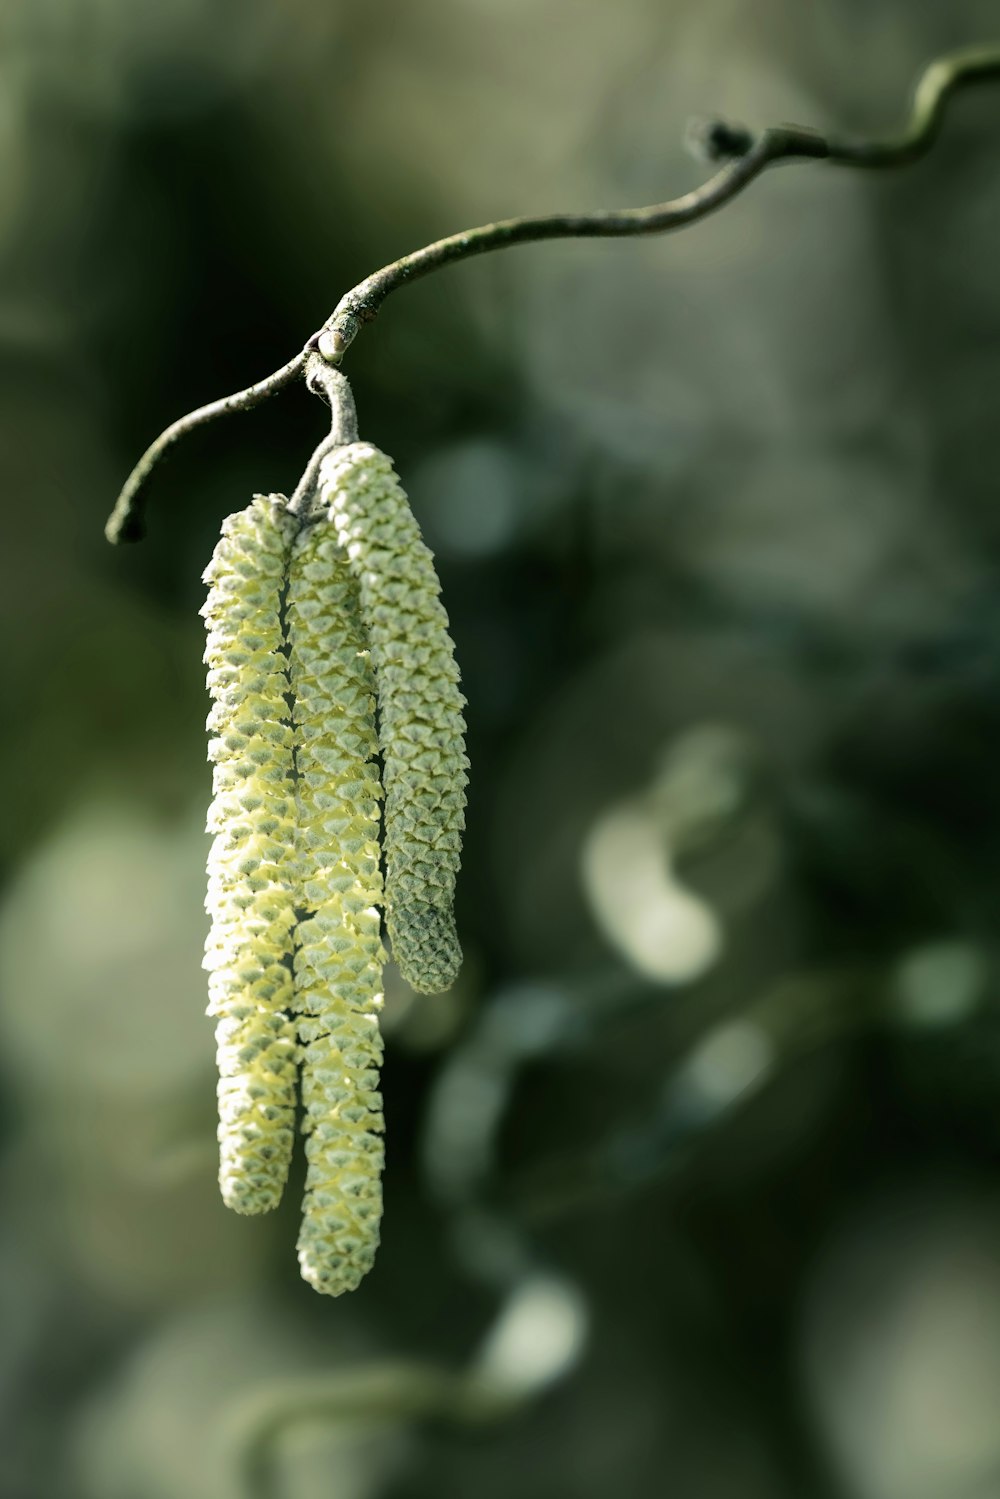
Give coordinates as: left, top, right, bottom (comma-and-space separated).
319, 442, 468, 993
202, 496, 299, 1214
286, 521, 386, 1295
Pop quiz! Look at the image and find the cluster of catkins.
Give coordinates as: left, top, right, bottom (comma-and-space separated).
202, 442, 467, 1295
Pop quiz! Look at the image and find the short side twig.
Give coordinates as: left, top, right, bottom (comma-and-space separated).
104, 351, 306, 544
286, 353, 359, 521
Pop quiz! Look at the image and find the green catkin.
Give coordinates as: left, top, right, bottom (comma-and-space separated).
202, 496, 299, 1214
319, 442, 468, 994
286, 521, 386, 1295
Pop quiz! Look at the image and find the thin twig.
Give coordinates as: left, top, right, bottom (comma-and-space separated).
105, 43, 1000, 544
312, 43, 1000, 361
827, 42, 1000, 165
310, 128, 826, 365
286, 353, 359, 521
104, 350, 307, 544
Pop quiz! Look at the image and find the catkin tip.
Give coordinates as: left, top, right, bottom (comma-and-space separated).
390, 902, 463, 993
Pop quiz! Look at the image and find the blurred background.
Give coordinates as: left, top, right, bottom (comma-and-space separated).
3, 2, 1000, 1496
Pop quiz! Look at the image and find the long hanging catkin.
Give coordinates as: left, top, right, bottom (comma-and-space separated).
286, 520, 386, 1295
319, 442, 468, 993
202, 496, 299, 1214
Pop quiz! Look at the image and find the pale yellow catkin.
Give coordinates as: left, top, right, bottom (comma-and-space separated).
202, 496, 299, 1214
319, 443, 468, 994
286, 520, 386, 1295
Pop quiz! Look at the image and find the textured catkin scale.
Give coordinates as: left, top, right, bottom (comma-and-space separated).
202, 496, 299, 1214
286, 523, 387, 1295
319, 442, 468, 993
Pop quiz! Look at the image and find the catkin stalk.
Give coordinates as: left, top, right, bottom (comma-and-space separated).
319, 443, 468, 993
202, 496, 299, 1214
287, 521, 386, 1295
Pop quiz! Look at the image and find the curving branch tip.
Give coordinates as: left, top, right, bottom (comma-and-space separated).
688, 42, 1000, 170
105, 503, 146, 546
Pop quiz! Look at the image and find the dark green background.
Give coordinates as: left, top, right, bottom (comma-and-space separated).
3, 3, 1000, 1496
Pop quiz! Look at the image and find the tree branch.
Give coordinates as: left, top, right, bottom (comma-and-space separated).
104, 351, 306, 544
312, 43, 1000, 361
286, 353, 359, 521
105, 43, 1000, 545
